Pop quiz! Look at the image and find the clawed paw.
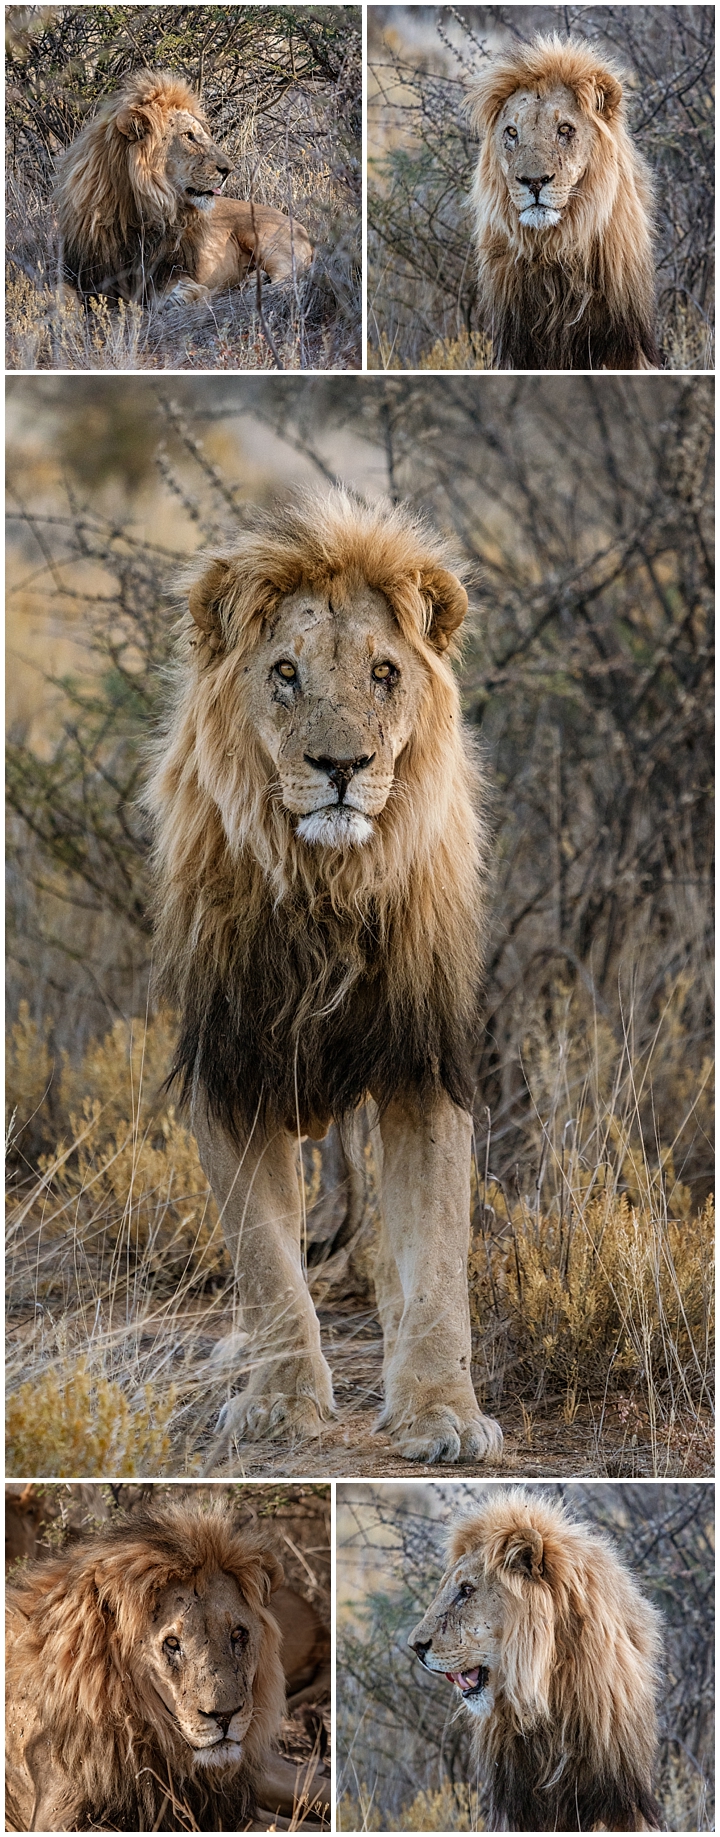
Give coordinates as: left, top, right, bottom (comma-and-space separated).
397, 1408, 503, 1466
216, 1391, 331, 1445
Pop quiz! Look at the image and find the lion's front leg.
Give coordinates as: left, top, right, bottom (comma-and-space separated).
193, 1103, 335, 1444
374, 1092, 503, 1465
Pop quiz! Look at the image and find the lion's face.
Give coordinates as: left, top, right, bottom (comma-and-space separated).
131, 104, 231, 208
409, 1555, 504, 1720
247, 583, 429, 849
134, 1569, 265, 1773
492, 84, 597, 227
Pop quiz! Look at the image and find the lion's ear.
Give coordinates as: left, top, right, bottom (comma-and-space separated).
261, 1552, 285, 1599
116, 101, 153, 140
420, 566, 469, 653
593, 68, 623, 118
188, 558, 237, 654
503, 1528, 545, 1582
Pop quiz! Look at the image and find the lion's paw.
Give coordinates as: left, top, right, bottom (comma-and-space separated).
396, 1407, 503, 1466
218, 1390, 331, 1446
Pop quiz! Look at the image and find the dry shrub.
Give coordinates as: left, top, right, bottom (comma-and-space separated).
5, 1358, 175, 1478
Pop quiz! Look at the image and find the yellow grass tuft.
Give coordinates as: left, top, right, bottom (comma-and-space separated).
5, 1357, 175, 1477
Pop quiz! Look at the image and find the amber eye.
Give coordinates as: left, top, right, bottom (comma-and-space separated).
275, 660, 297, 682
558, 122, 575, 138
163, 1635, 182, 1655
504, 124, 518, 140
456, 1582, 475, 1601
372, 661, 398, 683
232, 1625, 249, 1648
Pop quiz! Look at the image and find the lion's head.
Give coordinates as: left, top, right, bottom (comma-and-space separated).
109, 71, 232, 218
409, 1490, 662, 1831
6, 1499, 286, 1828
469, 36, 630, 247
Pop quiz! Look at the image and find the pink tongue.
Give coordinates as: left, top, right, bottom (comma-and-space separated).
446, 1668, 481, 1689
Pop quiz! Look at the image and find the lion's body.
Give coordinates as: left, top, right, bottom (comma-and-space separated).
146, 490, 503, 1466
469, 36, 660, 370
5, 1501, 286, 1832
410, 1491, 662, 1832
54, 69, 312, 305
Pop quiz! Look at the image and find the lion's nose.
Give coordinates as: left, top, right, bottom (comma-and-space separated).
519, 173, 554, 199
216, 155, 231, 176
200, 1706, 241, 1736
304, 753, 375, 801
409, 1635, 432, 1664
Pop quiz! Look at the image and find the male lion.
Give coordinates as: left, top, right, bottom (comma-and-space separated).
469, 35, 661, 370
5, 1498, 325, 1832
147, 488, 503, 1466
409, 1489, 662, 1832
54, 69, 312, 305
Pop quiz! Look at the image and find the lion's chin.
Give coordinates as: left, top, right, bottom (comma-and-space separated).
192, 1738, 244, 1771
296, 809, 374, 848
518, 205, 562, 228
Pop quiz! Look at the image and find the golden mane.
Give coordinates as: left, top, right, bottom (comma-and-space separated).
6, 1499, 286, 1831
146, 488, 489, 1140
449, 1489, 662, 1828
468, 34, 660, 369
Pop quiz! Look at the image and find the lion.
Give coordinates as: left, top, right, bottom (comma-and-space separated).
409, 1489, 663, 1832
5, 1496, 331, 1833
145, 487, 503, 1467
54, 69, 312, 306
468, 35, 661, 370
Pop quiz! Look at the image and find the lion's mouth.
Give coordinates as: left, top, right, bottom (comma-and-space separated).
193, 1737, 244, 1770
445, 1666, 490, 1697
518, 203, 562, 228
296, 808, 374, 848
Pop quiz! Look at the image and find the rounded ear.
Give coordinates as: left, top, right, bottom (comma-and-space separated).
420, 566, 469, 652
188, 558, 236, 653
594, 68, 623, 117
261, 1552, 285, 1599
503, 1527, 545, 1582
115, 102, 153, 140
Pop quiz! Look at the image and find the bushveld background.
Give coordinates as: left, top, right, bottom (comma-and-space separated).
6, 372, 714, 1481
5, 1478, 330, 1833
336, 1481, 714, 1832
6, 3, 361, 370
368, 4, 715, 370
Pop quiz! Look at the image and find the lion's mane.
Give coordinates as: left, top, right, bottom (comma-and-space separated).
452, 1490, 662, 1831
54, 69, 219, 303
5, 1499, 285, 1832
469, 35, 661, 369
147, 488, 488, 1141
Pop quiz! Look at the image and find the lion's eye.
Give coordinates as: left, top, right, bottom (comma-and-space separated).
558, 122, 575, 138
231, 1625, 249, 1647
372, 661, 398, 684
163, 1635, 182, 1655
275, 660, 297, 682
504, 125, 518, 140
456, 1582, 476, 1601
186, 130, 197, 143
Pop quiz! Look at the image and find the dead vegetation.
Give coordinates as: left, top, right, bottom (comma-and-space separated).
6, 4, 361, 371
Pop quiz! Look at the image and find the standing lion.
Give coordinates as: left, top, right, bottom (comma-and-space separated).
146, 488, 503, 1466
469, 35, 661, 370
409, 1489, 663, 1832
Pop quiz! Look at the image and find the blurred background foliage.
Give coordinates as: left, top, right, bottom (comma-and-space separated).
336, 1481, 715, 1832
6, 4, 361, 369
368, 4, 714, 370
6, 374, 714, 1476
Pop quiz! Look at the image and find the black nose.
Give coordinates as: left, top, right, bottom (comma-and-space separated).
410, 1637, 432, 1664
304, 753, 375, 801
519, 173, 554, 200
200, 1706, 240, 1736
217, 157, 231, 175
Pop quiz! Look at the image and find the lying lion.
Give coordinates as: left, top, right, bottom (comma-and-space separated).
54, 68, 312, 306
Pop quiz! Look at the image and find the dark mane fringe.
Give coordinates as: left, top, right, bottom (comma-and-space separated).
61, 210, 207, 305
482, 1716, 662, 1832
166, 885, 478, 1138
486, 251, 661, 369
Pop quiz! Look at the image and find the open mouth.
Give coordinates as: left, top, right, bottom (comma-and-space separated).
186, 185, 224, 198
444, 1666, 490, 1697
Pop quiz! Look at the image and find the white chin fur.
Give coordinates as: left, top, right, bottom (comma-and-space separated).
296, 809, 373, 848
519, 205, 561, 228
193, 1739, 243, 1771
461, 1686, 493, 1720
